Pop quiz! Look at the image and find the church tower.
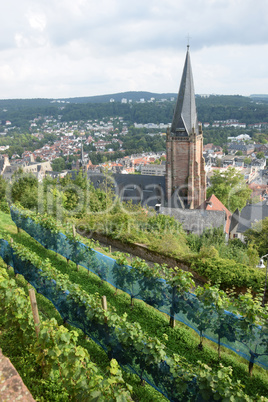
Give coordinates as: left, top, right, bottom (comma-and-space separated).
166, 46, 206, 209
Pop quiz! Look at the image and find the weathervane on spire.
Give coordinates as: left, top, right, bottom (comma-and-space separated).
186, 34, 192, 49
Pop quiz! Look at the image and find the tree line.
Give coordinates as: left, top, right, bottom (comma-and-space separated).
0, 95, 268, 129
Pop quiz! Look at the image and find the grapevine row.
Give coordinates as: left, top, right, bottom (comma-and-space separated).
9, 205, 268, 373
0, 266, 133, 401
0, 237, 265, 402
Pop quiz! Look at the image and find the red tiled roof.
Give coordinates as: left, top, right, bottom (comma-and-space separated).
198, 194, 232, 234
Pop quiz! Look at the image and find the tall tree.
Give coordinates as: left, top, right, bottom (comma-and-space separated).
52, 157, 66, 172
207, 167, 252, 212
11, 171, 38, 210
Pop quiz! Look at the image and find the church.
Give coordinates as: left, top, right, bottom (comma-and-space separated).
166, 45, 206, 209
88, 47, 229, 235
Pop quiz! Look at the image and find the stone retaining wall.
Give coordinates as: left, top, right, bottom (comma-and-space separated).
79, 230, 207, 287
0, 349, 35, 401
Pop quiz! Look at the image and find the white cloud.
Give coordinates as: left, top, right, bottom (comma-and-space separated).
0, 0, 267, 98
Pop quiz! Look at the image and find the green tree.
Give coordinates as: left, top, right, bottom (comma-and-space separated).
52, 157, 66, 172
207, 167, 252, 212
11, 172, 38, 210
243, 157, 251, 165
256, 151, 265, 159
245, 217, 268, 257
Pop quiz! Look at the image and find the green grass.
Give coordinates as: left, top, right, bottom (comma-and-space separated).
0, 210, 17, 234
1, 210, 268, 400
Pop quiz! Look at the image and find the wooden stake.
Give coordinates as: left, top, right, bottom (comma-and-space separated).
249, 361, 254, 377
169, 316, 176, 328
72, 224, 76, 238
102, 295, 108, 324
29, 288, 40, 338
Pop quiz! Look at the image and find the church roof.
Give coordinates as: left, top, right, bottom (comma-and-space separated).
236, 201, 268, 234
171, 46, 199, 136
87, 172, 166, 208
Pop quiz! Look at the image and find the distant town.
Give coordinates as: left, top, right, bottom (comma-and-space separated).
0, 109, 268, 206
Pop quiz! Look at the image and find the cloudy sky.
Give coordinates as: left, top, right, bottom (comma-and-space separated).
0, 0, 268, 99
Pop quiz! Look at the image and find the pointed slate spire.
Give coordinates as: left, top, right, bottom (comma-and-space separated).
171, 46, 199, 136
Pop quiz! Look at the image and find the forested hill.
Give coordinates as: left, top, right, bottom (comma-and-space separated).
0, 91, 177, 107
0, 93, 268, 129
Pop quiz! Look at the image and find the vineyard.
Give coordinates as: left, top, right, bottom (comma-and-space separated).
0, 208, 268, 401
8, 206, 268, 370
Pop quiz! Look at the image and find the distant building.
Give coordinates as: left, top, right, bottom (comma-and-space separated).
228, 134, 251, 142
1, 159, 52, 181
228, 142, 255, 155
22, 161, 52, 179
141, 164, 166, 176
254, 144, 268, 155
248, 183, 268, 202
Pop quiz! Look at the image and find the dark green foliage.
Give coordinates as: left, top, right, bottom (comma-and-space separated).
190, 256, 265, 291
245, 217, 268, 257
0, 176, 8, 213
51, 157, 66, 172
196, 94, 268, 124
187, 227, 225, 253
0, 200, 10, 213
1, 94, 268, 132
10, 172, 38, 210
0, 175, 7, 201
0, 132, 58, 157
119, 127, 166, 154
256, 152, 265, 159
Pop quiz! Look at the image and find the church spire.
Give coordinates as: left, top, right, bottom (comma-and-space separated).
166, 46, 206, 208
170, 47, 198, 136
